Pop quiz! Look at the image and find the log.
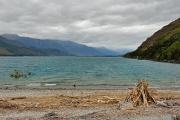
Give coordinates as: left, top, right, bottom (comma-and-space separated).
11, 97, 26, 100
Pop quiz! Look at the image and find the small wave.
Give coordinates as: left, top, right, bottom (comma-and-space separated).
76, 83, 133, 87
3, 84, 14, 87
27, 83, 41, 87
44, 83, 57, 86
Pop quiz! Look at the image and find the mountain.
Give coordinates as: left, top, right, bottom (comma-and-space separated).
94, 47, 132, 56
94, 47, 120, 56
124, 18, 180, 63
1, 34, 120, 56
0, 36, 71, 56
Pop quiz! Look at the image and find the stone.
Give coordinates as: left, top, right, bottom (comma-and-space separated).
43, 112, 59, 119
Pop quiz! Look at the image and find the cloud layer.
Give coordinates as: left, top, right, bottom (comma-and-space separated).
0, 0, 179, 49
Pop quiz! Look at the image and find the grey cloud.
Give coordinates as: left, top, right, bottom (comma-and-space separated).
0, 0, 179, 49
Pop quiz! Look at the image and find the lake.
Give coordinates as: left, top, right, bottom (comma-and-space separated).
0, 56, 179, 89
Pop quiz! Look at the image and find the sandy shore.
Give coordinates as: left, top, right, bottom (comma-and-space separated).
0, 89, 180, 120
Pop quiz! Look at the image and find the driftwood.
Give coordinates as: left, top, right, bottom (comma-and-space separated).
125, 80, 156, 107
11, 96, 27, 100
156, 101, 170, 108
0, 99, 18, 109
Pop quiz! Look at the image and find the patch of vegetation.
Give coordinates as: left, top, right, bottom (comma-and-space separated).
124, 18, 180, 63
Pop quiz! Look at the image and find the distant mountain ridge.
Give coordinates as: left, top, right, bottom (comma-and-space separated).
0, 36, 70, 56
0, 34, 122, 56
124, 18, 180, 63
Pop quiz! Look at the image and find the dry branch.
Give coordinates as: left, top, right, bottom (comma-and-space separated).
125, 80, 155, 107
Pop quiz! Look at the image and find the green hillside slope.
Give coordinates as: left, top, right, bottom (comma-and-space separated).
124, 18, 180, 63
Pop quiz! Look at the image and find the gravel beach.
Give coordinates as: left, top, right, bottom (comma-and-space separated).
0, 89, 180, 120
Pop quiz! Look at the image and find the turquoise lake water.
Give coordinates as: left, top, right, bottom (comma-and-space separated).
0, 56, 179, 89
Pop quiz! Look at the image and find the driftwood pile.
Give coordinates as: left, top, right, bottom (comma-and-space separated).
125, 80, 156, 107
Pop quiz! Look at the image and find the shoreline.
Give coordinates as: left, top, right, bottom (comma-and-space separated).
1, 80, 180, 91
1, 85, 180, 91
0, 89, 180, 120
124, 56, 180, 64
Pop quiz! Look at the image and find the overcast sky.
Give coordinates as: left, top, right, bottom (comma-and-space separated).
0, 0, 179, 49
